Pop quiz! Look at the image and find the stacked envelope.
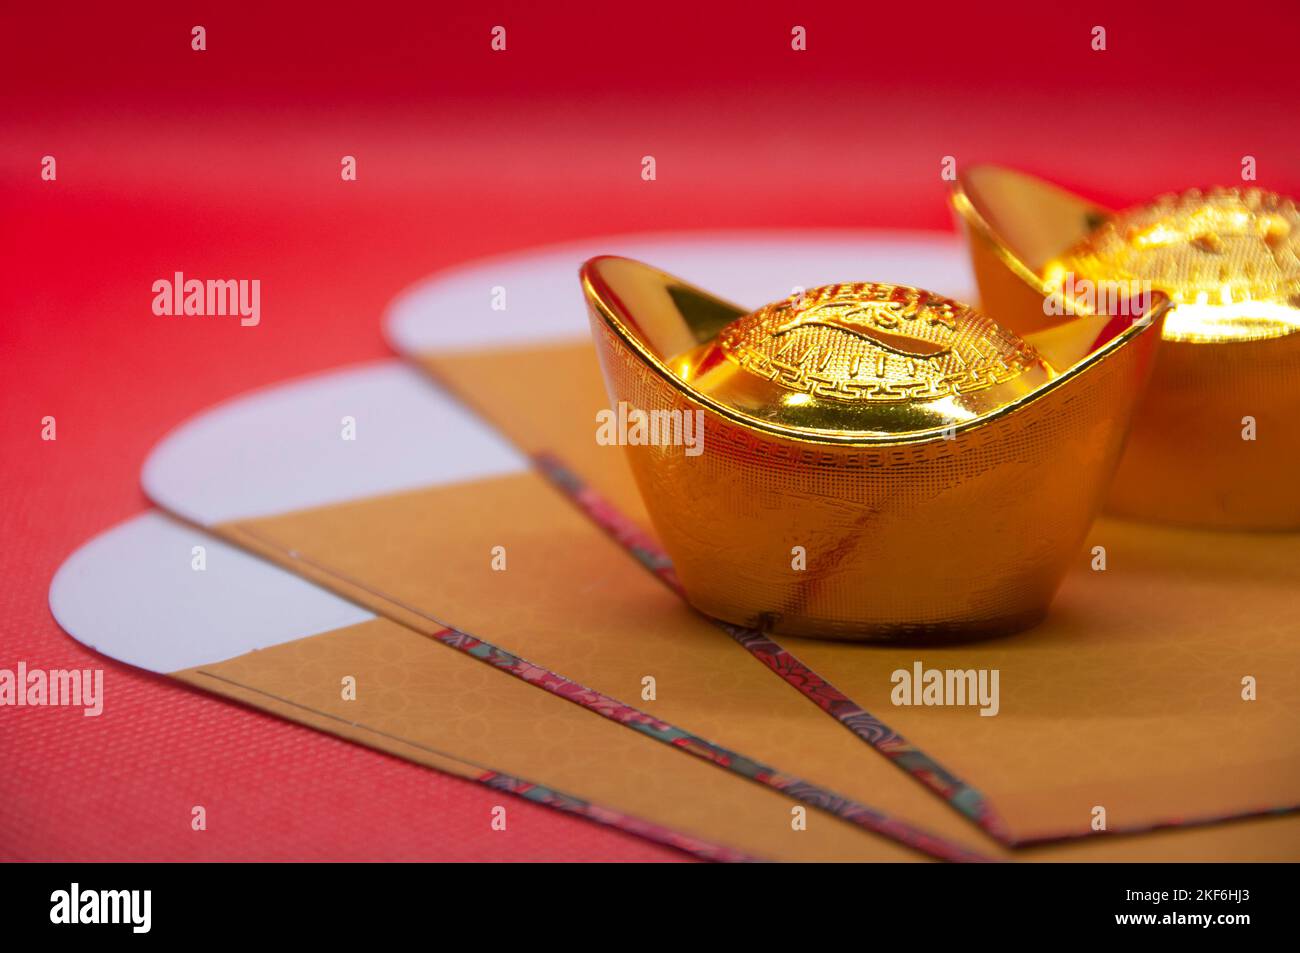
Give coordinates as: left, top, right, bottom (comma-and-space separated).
50, 195, 1300, 860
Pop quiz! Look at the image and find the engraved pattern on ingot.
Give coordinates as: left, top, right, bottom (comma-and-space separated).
716, 283, 1041, 402
1054, 187, 1300, 343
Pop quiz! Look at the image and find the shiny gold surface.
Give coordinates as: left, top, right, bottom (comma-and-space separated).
953, 167, 1300, 529
1051, 187, 1300, 343
582, 256, 1166, 641
667, 283, 1053, 435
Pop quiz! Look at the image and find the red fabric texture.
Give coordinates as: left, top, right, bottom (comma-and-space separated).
3, 0, 1297, 861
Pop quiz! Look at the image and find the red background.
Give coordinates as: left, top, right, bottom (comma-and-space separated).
3, 0, 1298, 861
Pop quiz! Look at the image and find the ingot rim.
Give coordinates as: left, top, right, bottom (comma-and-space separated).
581, 256, 1166, 449
949, 175, 1075, 298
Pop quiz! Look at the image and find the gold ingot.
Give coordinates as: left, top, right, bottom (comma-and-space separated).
952, 166, 1300, 529
581, 256, 1167, 641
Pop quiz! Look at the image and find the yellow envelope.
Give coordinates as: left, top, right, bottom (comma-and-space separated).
50, 511, 919, 862
52, 510, 1299, 861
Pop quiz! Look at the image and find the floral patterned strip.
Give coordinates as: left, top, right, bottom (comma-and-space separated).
719, 623, 1012, 842
477, 772, 759, 862
435, 627, 991, 862
533, 451, 1011, 844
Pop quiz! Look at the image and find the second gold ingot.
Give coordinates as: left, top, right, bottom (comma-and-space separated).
953, 167, 1300, 529
582, 257, 1166, 641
